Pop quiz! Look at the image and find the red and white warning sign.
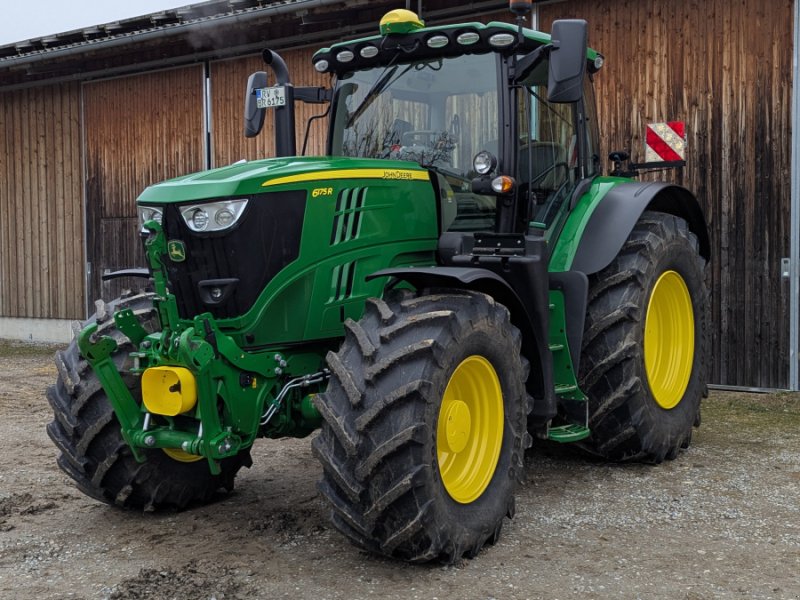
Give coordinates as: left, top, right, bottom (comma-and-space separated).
645, 121, 686, 162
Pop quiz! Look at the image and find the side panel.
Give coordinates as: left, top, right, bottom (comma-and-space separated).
191, 175, 441, 347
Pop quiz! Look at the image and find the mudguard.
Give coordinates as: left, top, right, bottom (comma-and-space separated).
571, 181, 710, 275
367, 265, 557, 423
365, 268, 531, 338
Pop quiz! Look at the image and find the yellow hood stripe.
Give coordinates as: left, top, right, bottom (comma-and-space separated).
262, 168, 429, 187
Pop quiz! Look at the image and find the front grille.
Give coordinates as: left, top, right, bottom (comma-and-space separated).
160, 190, 306, 320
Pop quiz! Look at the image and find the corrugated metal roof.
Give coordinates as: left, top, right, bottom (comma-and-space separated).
0, 0, 310, 63
0, 0, 507, 89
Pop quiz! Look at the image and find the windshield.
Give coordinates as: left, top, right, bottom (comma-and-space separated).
330, 52, 499, 182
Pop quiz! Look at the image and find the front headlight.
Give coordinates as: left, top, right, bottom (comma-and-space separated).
137, 205, 163, 233
181, 199, 249, 233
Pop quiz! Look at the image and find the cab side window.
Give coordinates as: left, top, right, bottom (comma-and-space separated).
517, 66, 579, 228
582, 74, 601, 177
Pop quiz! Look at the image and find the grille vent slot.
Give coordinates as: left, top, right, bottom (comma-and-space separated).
329, 261, 357, 303
330, 187, 367, 245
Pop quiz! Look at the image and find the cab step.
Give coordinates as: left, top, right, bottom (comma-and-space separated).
547, 424, 591, 443
554, 383, 579, 395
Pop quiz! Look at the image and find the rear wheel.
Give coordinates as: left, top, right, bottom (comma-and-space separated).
313, 290, 531, 562
578, 211, 708, 462
46, 292, 250, 510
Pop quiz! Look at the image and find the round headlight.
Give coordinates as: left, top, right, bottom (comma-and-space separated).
473, 150, 497, 175
594, 55, 605, 70
215, 208, 235, 227
360, 45, 379, 58
137, 206, 164, 233
192, 209, 209, 231
314, 59, 329, 72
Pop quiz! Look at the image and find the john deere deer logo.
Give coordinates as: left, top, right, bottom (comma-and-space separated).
168, 240, 186, 262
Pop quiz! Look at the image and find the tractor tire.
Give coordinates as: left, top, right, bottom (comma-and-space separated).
46, 292, 250, 510
312, 290, 531, 563
578, 211, 708, 462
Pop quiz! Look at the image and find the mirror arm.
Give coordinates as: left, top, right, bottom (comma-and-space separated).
511, 44, 551, 82
294, 87, 333, 104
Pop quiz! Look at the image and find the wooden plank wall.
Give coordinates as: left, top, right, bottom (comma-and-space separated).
210, 49, 330, 166
83, 66, 206, 307
0, 83, 84, 320
540, 0, 794, 388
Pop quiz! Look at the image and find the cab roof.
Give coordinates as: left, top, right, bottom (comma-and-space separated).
311, 17, 600, 76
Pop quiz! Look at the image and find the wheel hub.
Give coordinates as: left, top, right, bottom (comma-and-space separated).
443, 399, 471, 453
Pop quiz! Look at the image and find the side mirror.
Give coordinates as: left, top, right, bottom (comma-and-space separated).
547, 19, 588, 103
244, 71, 268, 138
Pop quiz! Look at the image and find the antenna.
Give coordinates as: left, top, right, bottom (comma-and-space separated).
509, 0, 531, 45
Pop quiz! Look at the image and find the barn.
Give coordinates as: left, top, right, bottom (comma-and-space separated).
0, 0, 797, 390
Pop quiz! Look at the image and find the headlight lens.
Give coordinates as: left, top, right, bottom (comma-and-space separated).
191, 209, 209, 231
215, 208, 235, 227
181, 198, 249, 233
473, 151, 497, 175
137, 205, 163, 233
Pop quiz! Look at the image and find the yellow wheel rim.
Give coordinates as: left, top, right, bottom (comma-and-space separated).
437, 355, 504, 504
162, 448, 203, 463
644, 270, 695, 409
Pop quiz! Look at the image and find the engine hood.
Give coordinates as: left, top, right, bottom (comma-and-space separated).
136, 156, 430, 204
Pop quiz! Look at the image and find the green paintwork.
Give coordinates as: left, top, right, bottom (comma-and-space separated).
548, 291, 586, 403
138, 157, 429, 203
548, 176, 629, 273
139, 156, 438, 346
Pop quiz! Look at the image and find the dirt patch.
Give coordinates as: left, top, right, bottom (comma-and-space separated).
0, 341, 798, 599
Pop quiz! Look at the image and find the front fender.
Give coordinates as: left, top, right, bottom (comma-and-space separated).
367, 264, 556, 423
567, 181, 710, 275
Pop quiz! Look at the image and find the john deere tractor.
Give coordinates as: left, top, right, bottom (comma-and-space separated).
47, 2, 709, 563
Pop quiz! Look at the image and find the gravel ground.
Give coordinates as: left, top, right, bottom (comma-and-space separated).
0, 340, 799, 600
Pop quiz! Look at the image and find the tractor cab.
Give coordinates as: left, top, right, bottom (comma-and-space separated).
247, 8, 600, 239
320, 11, 601, 238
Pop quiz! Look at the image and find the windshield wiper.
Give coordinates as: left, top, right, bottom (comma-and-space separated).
346, 62, 416, 128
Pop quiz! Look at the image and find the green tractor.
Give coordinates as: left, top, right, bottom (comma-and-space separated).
47, 3, 709, 563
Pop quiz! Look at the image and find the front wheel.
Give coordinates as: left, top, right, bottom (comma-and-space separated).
313, 290, 531, 562
46, 293, 250, 510
578, 211, 708, 462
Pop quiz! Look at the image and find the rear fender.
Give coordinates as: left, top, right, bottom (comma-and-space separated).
569, 181, 710, 275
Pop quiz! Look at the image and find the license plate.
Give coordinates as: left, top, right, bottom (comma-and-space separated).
256, 86, 287, 109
